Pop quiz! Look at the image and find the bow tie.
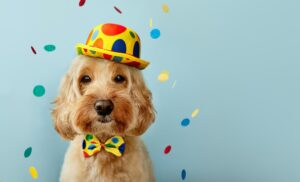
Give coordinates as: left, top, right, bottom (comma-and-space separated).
82, 134, 125, 158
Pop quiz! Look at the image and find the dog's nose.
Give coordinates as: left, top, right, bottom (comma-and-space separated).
94, 100, 114, 116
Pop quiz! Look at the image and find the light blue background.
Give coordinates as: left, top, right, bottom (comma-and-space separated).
1, 0, 300, 181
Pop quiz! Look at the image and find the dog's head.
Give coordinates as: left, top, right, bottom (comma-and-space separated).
52, 55, 155, 140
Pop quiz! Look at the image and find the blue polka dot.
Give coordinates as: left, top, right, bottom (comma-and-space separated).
113, 56, 123, 62
119, 143, 125, 153
181, 118, 190, 127
82, 140, 86, 149
91, 30, 99, 41
133, 41, 140, 58
150, 28, 160, 39
88, 144, 96, 150
112, 39, 126, 53
112, 137, 119, 143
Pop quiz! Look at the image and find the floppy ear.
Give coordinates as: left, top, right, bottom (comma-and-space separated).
52, 59, 81, 140
129, 70, 155, 136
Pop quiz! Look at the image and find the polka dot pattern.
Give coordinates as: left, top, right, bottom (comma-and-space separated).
86, 134, 93, 141
112, 39, 126, 53
82, 140, 86, 149
113, 56, 123, 62
91, 30, 99, 41
133, 41, 140, 58
76, 23, 149, 69
102, 23, 126, 36
112, 137, 119, 143
93, 38, 103, 48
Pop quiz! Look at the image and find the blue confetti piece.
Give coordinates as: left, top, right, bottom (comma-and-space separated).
150, 28, 161, 39
181, 118, 190, 127
181, 169, 186, 180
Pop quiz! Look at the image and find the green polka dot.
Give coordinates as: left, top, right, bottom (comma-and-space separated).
44, 44, 56, 52
86, 134, 93, 141
33, 85, 45, 97
77, 47, 83, 55
129, 31, 135, 38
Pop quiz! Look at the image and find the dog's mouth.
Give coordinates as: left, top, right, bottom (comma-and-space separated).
97, 116, 113, 123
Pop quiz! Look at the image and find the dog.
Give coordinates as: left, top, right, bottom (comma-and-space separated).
52, 55, 155, 182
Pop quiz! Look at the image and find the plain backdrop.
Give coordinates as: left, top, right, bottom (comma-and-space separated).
0, 0, 300, 181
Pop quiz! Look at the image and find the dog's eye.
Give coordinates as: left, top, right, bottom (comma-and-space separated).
114, 75, 126, 83
80, 75, 92, 84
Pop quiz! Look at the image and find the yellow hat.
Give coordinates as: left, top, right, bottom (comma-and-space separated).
76, 23, 149, 70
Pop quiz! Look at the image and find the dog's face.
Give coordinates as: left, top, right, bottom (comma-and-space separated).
52, 55, 155, 140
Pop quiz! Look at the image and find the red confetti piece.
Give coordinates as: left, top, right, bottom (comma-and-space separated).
79, 0, 86, 7
164, 145, 172, 154
31, 46, 36, 54
114, 6, 122, 14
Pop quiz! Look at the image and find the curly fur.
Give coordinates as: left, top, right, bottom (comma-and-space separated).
52, 55, 155, 182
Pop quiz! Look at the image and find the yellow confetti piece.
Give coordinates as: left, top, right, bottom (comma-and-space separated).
29, 166, 38, 179
191, 108, 200, 118
157, 71, 170, 82
162, 4, 169, 13
150, 18, 153, 27
172, 80, 177, 88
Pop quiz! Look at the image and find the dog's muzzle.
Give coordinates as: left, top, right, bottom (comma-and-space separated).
94, 100, 114, 117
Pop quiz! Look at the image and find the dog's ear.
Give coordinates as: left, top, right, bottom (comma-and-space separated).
52, 59, 81, 140
129, 70, 155, 136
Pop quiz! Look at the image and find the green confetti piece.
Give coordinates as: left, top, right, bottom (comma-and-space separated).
44, 44, 56, 52
33, 85, 45, 97
24, 147, 32, 158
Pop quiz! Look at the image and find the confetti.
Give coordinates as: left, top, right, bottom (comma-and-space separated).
114, 6, 122, 14
181, 169, 187, 180
24, 147, 32, 158
149, 18, 153, 28
172, 80, 177, 88
33, 85, 45, 97
191, 108, 200, 118
29, 166, 38, 179
31, 46, 36, 54
164, 145, 172, 154
157, 70, 169, 82
79, 0, 86, 7
181, 118, 190, 127
44, 44, 56, 52
150, 28, 160, 39
162, 4, 169, 13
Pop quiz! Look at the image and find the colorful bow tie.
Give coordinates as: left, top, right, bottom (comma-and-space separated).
82, 134, 125, 158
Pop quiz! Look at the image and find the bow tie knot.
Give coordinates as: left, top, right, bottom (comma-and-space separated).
82, 134, 125, 157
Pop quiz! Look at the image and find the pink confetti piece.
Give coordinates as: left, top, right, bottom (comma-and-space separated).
79, 0, 86, 7
114, 6, 122, 14
31, 46, 36, 54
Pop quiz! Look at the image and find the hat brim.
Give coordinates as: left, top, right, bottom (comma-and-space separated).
76, 43, 149, 70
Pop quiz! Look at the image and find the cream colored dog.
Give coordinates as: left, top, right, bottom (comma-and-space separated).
52, 55, 155, 182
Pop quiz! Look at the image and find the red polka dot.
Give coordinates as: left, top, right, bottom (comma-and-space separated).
103, 54, 112, 59
102, 23, 126, 36
93, 38, 103, 49
127, 61, 141, 68
83, 48, 88, 53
